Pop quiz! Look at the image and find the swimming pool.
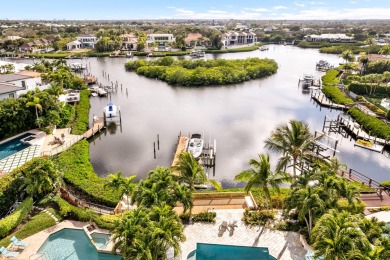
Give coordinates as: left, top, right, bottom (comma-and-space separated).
91, 232, 111, 249
37, 229, 121, 260
0, 133, 32, 160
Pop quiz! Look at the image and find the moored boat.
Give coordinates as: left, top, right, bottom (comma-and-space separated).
190, 51, 205, 58
104, 102, 118, 118
259, 45, 269, 51
187, 134, 204, 158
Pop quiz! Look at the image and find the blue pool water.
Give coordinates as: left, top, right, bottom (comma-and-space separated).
91, 232, 111, 249
38, 229, 121, 260
0, 133, 32, 160
188, 243, 275, 260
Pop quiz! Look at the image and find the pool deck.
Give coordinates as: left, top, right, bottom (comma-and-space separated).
180, 209, 307, 260
13, 220, 116, 260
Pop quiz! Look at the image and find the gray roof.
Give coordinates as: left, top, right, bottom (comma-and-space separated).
0, 83, 24, 95
0, 74, 31, 82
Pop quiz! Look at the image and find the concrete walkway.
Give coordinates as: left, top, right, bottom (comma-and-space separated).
180, 209, 306, 260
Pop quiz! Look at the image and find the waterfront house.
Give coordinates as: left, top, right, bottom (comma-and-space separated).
184, 33, 211, 47
0, 82, 23, 100
146, 33, 175, 46
0, 71, 48, 97
120, 33, 138, 50
221, 31, 256, 47
305, 34, 354, 43
66, 40, 82, 50
66, 35, 98, 50
18, 38, 52, 53
76, 34, 98, 48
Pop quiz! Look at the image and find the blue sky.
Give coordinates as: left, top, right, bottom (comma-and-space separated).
1, 0, 390, 20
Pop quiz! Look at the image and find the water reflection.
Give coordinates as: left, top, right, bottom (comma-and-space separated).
67, 45, 389, 186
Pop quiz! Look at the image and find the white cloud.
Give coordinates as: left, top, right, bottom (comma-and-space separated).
309, 1, 324, 5
350, 0, 358, 4
273, 5, 288, 10
244, 7, 270, 12
294, 2, 305, 7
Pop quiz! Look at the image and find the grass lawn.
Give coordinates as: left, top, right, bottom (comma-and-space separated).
0, 212, 56, 248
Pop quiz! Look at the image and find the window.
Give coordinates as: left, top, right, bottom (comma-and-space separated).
9, 93, 14, 98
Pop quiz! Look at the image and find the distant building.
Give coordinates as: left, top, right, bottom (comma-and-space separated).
0, 82, 23, 100
264, 26, 278, 32
146, 34, 175, 45
76, 34, 98, 48
184, 33, 211, 47
66, 34, 98, 50
306, 34, 354, 43
0, 71, 49, 99
18, 38, 52, 53
120, 33, 138, 50
221, 31, 257, 47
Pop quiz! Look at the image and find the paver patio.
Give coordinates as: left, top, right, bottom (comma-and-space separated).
180, 209, 306, 260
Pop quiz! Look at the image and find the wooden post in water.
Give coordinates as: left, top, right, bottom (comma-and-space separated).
333, 140, 339, 157
153, 142, 156, 159
119, 109, 122, 124
103, 112, 107, 127
157, 134, 160, 150
121, 84, 122, 91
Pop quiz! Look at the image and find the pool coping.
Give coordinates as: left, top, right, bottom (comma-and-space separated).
14, 220, 121, 259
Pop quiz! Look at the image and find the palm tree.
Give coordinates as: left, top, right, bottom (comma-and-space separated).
172, 151, 222, 218
112, 205, 185, 259
18, 157, 61, 199
340, 50, 355, 64
234, 153, 290, 210
312, 209, 371, 260
379, 44, 390, 56
105, 171, 136, 205
132, 167, 192, 212
26, 97, 42, 127
264, 120, 322, 176
365, 38, 375, 55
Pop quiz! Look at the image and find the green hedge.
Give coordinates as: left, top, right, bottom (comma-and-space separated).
54, 197, 118, 230
0, 198, 33, 239
205, 44, 261, 53
347, 107, 390, 139
125, 57, 278, 86
322, 86, 354, 105
0, 212, 56, 248
0, 174, 21, 215
242, 209, 275, 226
55, 140, 121, 206
71, 89, 90, 135
349, 82, 390, 96
319, 45, 381, 54
322, 69, 341, 86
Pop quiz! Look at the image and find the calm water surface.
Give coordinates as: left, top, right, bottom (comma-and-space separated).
74, 45, 389, 187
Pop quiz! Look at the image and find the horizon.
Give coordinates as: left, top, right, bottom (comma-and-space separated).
1, 0, 390, 20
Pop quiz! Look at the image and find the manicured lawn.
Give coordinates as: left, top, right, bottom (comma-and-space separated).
0, 212, 56, 248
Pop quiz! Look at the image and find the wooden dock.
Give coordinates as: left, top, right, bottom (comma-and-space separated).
311, 91, 348, 110
83, 117, 105, 139
171, 136, 189, 172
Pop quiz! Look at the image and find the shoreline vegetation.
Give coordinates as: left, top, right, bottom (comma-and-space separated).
297, 41, 382, 54
124, 57, 278, 86
21, 44, 263, 59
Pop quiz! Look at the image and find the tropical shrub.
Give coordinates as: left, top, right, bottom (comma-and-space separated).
191, 211, 216, 223
322, 86, 354, 105
55, 140, 121, 206
125, 57, 278, 86
319, 45, 381, 54
71, 89, 90, 135
0, 174, 22, 215
365, 60, 390, 74
0, 198, 33, 238
321, 69, 341, 86
347, 107, 390, 139
242, 209, 275, 226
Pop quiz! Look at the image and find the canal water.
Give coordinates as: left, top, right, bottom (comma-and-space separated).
23, 45, 390, 187
83, 45, 390, 187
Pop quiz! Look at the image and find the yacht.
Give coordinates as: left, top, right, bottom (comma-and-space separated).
104, 102, 118, 118
190, 51, 205, 58
187, 134, 204, 158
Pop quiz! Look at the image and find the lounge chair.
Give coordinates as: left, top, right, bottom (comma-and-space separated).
228, 221, 238, 236
10, 236, 28, 248
218, 221, 228, 237
0, 246, 19, 258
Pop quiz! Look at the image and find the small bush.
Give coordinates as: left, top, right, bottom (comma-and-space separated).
0, 198, 33, 238
192, 211, 217, 223
242, 209, 275, 226
275, 220, 301, 232
322, 69, 341, 86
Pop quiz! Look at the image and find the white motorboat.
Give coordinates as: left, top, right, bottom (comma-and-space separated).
259, 45, 269, 51
104, 102, 118, 118
187, 134, 204, 158
190, 51, 205, 58
70, 63, 87, 71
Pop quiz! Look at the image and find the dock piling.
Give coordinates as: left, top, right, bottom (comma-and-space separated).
157, 134, 160, 150
154, 142, 156, 159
